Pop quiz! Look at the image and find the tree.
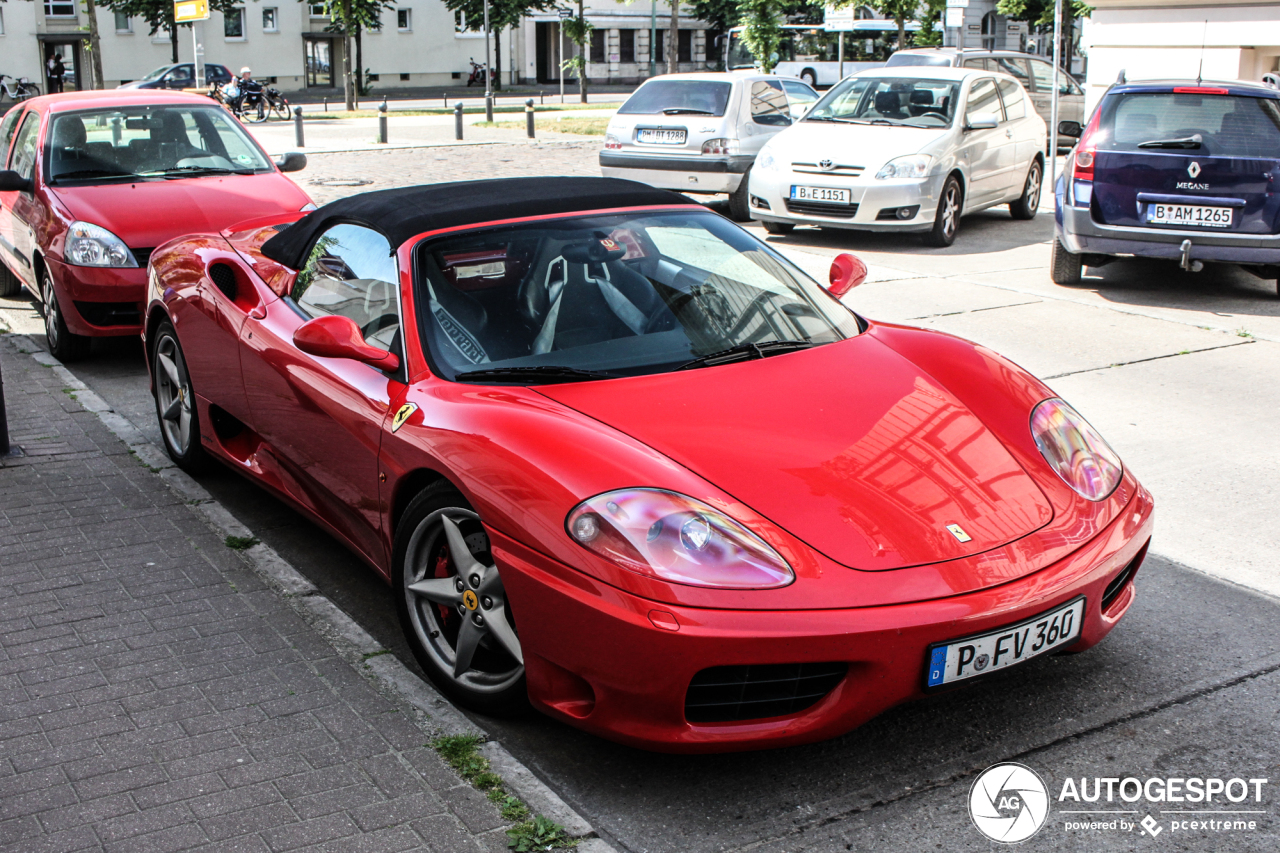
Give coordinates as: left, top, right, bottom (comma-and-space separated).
98, 0, 242, 65
736, 0, 782, 73
870, 0, 917, 52
914, 0, 946, 47
667, 1, 679, 74
562, 3, 591, 103
444, 0, 557, 91
998, 0, 1092, 69
83, 0, 106, 89
346, 1, 392, 98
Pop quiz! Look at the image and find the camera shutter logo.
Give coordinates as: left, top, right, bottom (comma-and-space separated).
969, 763, 1050, 843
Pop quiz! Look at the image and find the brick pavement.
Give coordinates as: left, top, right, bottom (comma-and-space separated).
0, 335, 510, 853
298, 141, 601, 205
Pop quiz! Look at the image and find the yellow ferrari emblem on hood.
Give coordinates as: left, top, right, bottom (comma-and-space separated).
391, 403, 418, 433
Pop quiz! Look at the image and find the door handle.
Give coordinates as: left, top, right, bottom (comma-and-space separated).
1005, 129, 1013, 139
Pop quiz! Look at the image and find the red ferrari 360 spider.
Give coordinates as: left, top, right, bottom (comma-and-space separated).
143, 177, 1152, 752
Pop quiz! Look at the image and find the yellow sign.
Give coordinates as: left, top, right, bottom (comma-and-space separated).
174, 0, 210, 23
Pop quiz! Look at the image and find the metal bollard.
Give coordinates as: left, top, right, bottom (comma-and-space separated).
293, 106, 305, 148
323, 97, 328, 113
485, 93, 494, 124
378, 99, 388, 144
443, 94, 448, 109
455, 102, 464, 140
525, 99, 535, 139
0, 355, 9, 457
540, 92, 544, 106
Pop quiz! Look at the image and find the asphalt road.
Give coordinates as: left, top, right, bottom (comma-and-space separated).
2, 162, 1278, 851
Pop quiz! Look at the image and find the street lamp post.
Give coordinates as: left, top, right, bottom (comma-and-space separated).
650, 0, 656, 78
1049, 0, 1062, 191
483, 0, 493, 122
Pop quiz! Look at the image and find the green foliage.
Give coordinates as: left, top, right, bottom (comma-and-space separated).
915, 0, 947, 46
506, 815, 578, 851
691, 0, 741, 34
443, 0, 558, 32
737, 0, 784, 73
224, 535, 260, 551
997, 0, 1093, 27
310, 0, 394, 34
488, 789, 531, 822
97, 0, 242, 41
560, 14, 593, 77
432, 734, 490, 782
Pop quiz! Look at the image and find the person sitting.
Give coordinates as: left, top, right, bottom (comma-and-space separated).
228, 67, 263, 114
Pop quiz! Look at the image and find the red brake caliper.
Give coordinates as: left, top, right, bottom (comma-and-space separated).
434, 549, 452, 622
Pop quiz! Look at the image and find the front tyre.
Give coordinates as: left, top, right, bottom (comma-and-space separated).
1009, 159, 1042, 220
0, 261, 21, 297
800, 69, 818, 88
762, 220, 794, 235
152, 321, 211, 473
42, 270, 91, 362
727, 167, 752, 222
395, 484, 528, 717
923, 175, 962, 247
1050, 238, 1084, 285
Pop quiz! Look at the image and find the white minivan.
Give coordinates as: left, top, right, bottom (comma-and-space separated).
599, 73, 817, 221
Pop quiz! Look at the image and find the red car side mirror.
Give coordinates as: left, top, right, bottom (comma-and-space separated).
293, 314, 399, 371
827, 253, 868, 298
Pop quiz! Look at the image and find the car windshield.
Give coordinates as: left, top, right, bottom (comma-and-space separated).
46, 105, 274, 185
617, 81, 733, 116
885, 54, 953, 67
806, 76, 959, 128
141, 65, 173, 81
415, 210, 861, 383
1094, 91, 1280, 158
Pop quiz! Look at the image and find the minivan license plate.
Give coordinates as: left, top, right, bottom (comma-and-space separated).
1147, 204, 1233, 228
791, 186, 850, 204
636, 128, 686, 145
924, 597, 1085, 689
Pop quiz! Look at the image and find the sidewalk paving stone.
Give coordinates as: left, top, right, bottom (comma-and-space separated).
0, 336, 513, 851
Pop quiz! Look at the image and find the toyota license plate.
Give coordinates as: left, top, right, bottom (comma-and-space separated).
791, 185, 851, 204
636, 128, 686, 145
924, 597, 1085, 690
1146, 204, 1233, 228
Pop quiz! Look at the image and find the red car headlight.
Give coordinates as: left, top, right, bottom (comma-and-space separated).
565, 489, 794, 589
1030, 398, 1123, 501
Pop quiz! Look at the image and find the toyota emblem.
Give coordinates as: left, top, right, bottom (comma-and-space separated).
819, 159, 835, 171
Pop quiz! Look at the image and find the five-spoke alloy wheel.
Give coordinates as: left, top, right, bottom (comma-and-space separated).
151, 321, 209, 472
396, 485, 527, 716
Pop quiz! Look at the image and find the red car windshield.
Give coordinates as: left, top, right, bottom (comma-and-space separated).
415, 210, 862, 383
46, 105, 273, 185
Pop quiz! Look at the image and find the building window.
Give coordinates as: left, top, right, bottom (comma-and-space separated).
44, 0, 76, 17
590, 29, 606, 63
309, 3, 328, 19
400, 73, 410, 81
224, 7, 245, 39
369, 9, 381, 31
679, 29, 692, 62
619, 29, 634, 63
0, 9, 5, 35
397, 9, 411, 31
262, 7, 278, 32
114, 12, 132, 33
454, 11, 467, 32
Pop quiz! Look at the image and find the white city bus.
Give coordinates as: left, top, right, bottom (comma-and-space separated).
726, 22, 922, 87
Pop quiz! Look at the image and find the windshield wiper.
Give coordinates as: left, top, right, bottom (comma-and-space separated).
805, 116, 868, 124
869, 119, 902, 126
1138, 134, 1203, 149
678, 340, 814, 371
50, 169, 135, 183
453, 366, 619, 384
139, 166, 257, 177
662, 108, 716, 115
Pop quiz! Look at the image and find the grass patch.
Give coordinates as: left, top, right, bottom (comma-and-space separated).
1236, 328, 1254, 338
431, 735, 576, 848
224, 535, 260, 551
360, 649, 392, 661
475, 116, 611, 136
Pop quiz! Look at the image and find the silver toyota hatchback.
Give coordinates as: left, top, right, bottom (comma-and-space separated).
599, 73, 818, 221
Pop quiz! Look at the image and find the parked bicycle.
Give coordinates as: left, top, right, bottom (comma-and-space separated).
263, 87, 290, 121
210, 79, 276, 123
0, 75, 42, 105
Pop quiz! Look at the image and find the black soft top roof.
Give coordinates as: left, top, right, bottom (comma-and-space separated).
260, 176, 694, 269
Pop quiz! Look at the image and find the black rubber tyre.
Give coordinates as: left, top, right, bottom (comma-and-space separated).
0, 261, 21, 298
41, 270, 91, 362
1050, 238, 1084, 285
800, 69, 818, 88
1009, 159, 1043, 221
395, 483, 529, 718
922, 175, 962, 247
727, 167, 752, 222
762, 220, 795, 235
151, 320, 211, 474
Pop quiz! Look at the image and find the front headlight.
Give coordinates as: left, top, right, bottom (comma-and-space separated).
64, 221, 137, 268
1030, 398, 1123, 501
566, 488, 794, 589
875, 154, 933, 180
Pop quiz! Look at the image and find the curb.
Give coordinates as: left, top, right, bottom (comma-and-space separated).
15, 335, 616, 852
262, 138, 599, 156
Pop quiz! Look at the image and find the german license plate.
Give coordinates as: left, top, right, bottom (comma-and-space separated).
636, 128, 686, 145
791, 185, 850, 204
1146, 204, 1233, 228
924, 597, 1085, 690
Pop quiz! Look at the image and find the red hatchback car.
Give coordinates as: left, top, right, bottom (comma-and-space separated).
143, 177, 1153, 752
0, 90, 311, 361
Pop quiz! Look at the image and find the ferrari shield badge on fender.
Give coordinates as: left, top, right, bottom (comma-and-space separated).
391, 403, 418, 433
946, 524, 972, 543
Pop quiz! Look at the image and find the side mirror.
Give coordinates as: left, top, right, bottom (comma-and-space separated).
964, 114, 999, 131
827, 252, 868, 298
275, 151, 307, 173
1058, 120, 1083, 139
0, 170, 32, 193
293, 314, 399, 371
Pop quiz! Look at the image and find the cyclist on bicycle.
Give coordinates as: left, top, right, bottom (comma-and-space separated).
228, 67, 263, 115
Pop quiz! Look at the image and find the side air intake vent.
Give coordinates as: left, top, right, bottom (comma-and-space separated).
685, 662, 847, 723
209, 263, 237, 301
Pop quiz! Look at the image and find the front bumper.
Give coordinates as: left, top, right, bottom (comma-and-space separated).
495, 482, 1154, 753
599, 152, 753, 194
47, 257, 145, 337
748, 170, 944, 232
1058, 202, 1280, 264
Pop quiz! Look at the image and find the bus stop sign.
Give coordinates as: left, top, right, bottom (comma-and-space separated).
174, 0, 210, 23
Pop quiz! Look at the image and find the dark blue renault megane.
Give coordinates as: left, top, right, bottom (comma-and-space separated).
1053, 77, 1280, 296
